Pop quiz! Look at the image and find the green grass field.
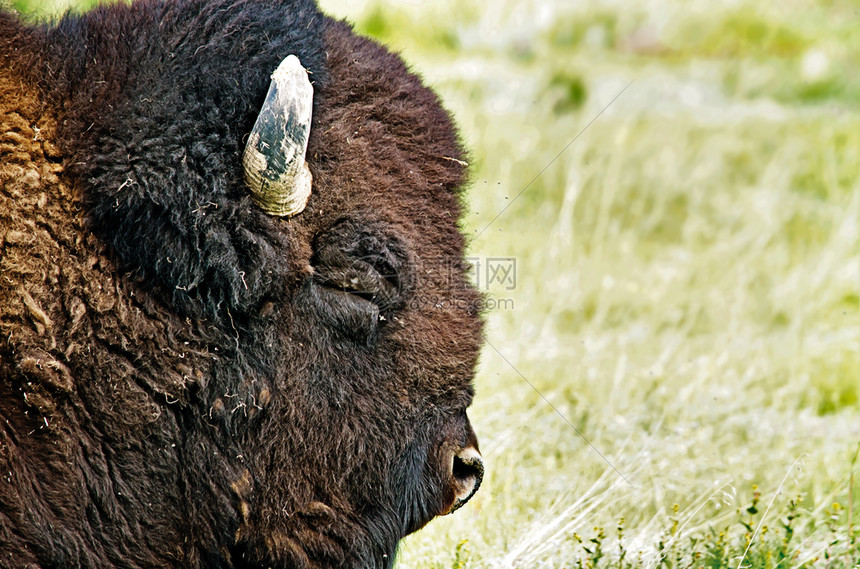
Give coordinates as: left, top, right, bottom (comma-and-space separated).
12, 0, 860, 567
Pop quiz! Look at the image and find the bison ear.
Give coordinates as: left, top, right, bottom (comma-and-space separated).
243, 55, 314, 217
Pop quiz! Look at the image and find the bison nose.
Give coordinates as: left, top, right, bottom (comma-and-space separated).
448, 446, 484, 514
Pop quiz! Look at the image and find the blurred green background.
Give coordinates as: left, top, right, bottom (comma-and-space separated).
10, 0, 860, 567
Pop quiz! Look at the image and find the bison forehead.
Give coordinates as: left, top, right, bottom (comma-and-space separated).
298, 21, 471, 267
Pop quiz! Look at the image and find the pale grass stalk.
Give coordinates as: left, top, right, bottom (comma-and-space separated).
736, 455, 806, 569
644, 480, 735, 569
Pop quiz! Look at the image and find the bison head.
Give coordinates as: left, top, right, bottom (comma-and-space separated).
0, 0, 484, 567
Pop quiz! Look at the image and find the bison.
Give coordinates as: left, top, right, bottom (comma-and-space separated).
0, 0, 485, 567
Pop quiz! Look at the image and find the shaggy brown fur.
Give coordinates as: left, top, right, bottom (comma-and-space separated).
0, 1, 483, 568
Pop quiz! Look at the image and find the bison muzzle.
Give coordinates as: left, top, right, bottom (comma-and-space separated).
0, 0, 485, 567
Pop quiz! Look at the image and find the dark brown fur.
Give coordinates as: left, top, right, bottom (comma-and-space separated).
0, 1, 483, 567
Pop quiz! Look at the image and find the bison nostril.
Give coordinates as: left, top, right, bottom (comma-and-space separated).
448, 446, 483, 514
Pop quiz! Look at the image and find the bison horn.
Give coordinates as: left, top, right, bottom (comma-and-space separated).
243, 55, 314, 217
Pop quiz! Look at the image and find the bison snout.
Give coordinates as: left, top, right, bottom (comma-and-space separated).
447, 446, 484, 514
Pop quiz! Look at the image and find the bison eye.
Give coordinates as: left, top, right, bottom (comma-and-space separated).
301, 218, 412, 342
313, 255, 401, 310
